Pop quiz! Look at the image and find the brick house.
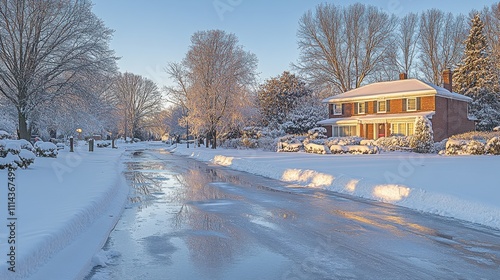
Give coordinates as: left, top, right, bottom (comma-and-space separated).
318, 71, 475, 142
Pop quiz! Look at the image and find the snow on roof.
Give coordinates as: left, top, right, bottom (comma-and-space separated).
322, 79, 472, 103
317, 111, 435, 125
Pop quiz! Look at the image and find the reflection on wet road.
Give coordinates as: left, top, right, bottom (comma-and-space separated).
85, 147, 500, 279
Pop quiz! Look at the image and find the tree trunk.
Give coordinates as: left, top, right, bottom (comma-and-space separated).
205, 132, 210, 148
18, 110, 30, 140
211, 129, 217, 149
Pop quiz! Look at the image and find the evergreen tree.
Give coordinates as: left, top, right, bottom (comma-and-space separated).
454, 13, 500, 131
410, 116, 434, 153
257, 72, 312, 127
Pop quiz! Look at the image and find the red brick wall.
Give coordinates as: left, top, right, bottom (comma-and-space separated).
432, 96, 475, 141
325, 125, 332, 138
420, 96, 435, 111
367, 124, 374, 139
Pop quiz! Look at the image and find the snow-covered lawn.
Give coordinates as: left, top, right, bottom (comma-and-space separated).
0, 144, 128, 280
170, 145, 500, 230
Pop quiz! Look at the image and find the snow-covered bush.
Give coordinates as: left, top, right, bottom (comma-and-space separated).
17, 139, 35, 152
304, 143, 331, 154
434, 138, 447, 154
329, 145, 347, 154
96, 140, 111, 148
445, 139, 467, 155
485, 137, 500, 155
279, 142, 302, 152
325, 137, 363, 147
307, 127, 327, 140
0, 140, 36, 169
360, 139, 375, 146
34, 141, 58, 158
409, 117, 434, 153
465, 140, 485, 155
375, 136, 411, 151
346, 145, 378, 154
0, 130, 11, 139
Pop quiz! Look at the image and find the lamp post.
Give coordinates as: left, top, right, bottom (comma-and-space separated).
76, 128, 82, 140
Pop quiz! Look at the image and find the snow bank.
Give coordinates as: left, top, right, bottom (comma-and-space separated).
171, 146, 500, 230
0, 146, 128, 279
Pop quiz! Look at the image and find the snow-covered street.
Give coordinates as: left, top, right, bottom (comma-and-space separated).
86, 146, 499, 279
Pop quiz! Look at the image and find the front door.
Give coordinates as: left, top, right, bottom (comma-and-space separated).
377, 123, 386, 138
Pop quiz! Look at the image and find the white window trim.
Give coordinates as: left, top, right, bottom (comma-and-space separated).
333, 103, 342, 115
377, 100, 386, 113
406, 98, 417, 112
358, 102, 366, 114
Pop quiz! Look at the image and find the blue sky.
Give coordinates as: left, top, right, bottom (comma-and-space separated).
92, 0, 495, 88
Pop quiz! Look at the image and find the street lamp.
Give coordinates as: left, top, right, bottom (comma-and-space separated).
76, 128, 82, 140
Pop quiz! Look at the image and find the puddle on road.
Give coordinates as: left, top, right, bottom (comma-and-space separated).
85, 149, 292, 280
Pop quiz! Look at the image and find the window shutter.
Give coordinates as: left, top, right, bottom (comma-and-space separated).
373, 101, 377, 113
402, 98, 407, 112
416, 97, 421, 110
341, 103, 344, 115
354, 102, 358, 114
365, 102, 369, 113
386, 100, 390, 112
329, 104, 333, 115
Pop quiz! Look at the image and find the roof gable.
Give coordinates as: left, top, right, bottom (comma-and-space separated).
322, 79, 472, 103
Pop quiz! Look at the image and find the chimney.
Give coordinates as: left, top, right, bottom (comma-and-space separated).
399, 73, 408, 80
442, 68, 453, 92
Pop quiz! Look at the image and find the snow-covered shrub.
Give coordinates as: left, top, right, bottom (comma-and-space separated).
360, 139, 375, 146
17, 139, 35, 152
409, 117, 434, 153
241, 138, 258, 148
96, 140, 111, 148
0, 140, 36, 169
375, 136, 411, 151
346, 145, 378, 154
325, 137, 363, 147
0, 130, 11, 139
465, 140, 485, 155
279, 142, 302, 152
445, 139, 467, 155
304, 143, 331, 154
34, 141, 58, 158
485, 137, 500, 155
56, 143, 65, 150
307, 127, 327, 140
0, 153, 20, 169
329, 145, 347, 154
434, 138, 447, 154
17, 149, 36, 168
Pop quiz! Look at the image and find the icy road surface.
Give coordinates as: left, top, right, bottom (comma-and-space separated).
85, 147, 500, 279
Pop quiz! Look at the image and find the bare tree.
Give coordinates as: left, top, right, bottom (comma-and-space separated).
111, 72, 163, 140
295, 3, 397, 94
418, 9, 467, 85
396, 13, 420, 77
0, 0, 117, 140
167, 30, 257, 149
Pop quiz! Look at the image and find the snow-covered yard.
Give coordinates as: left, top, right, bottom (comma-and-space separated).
0, 144, 128, 280
170, 145, 500, 230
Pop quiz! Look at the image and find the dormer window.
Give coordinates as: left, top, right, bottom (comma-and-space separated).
333, 103, 342, 115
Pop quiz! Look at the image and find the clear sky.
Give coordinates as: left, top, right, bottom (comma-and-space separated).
92, 0, 495, 88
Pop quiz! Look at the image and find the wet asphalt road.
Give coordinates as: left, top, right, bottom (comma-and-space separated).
85, 147, 500, 280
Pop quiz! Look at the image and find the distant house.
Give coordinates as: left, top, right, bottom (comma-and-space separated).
318, 71, 475, 142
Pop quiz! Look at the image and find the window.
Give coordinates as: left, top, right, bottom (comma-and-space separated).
332, 125, 357, 137
358, 102, 366, 114
377, 100, 386, 113
407, 98, 417, 111
333, 103, 342, 115
390, 122, 414, 136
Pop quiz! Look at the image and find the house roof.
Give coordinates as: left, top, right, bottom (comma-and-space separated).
317, 111, 436, 125
322, 79, 472, 103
